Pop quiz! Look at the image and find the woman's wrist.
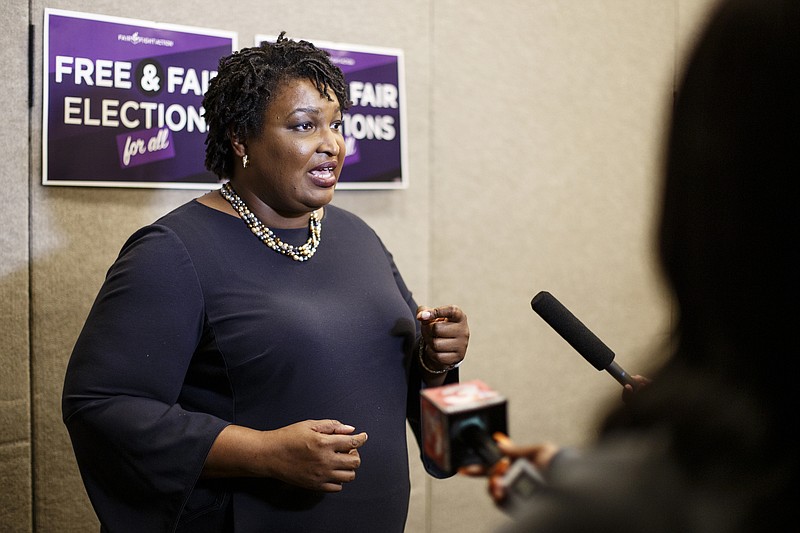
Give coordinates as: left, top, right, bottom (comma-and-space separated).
203, 424, 271, 479
417, 337, 462, 374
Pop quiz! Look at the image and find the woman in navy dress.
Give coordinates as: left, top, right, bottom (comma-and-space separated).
62, 33, 470, 533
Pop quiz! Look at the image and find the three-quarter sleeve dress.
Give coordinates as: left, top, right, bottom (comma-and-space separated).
63, 201, 456, 533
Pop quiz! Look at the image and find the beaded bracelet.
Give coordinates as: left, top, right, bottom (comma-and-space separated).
417, 337, 462, 374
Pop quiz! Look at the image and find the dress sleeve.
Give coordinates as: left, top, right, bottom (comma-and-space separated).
380, 242, 460, 479
62, 225, 230, 533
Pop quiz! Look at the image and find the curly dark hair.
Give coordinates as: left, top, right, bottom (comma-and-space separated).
203, 32, 350, 178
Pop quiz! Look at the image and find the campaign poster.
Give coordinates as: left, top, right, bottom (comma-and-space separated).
256, 35, 408, 190
43, 9, 236, 188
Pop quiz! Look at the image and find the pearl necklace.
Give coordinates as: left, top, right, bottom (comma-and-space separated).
219, 182, 321, 262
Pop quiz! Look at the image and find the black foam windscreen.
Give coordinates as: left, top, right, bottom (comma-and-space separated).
530, 291, 615, 371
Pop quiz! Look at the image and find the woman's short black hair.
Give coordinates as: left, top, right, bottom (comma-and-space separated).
203, 32, 350, 179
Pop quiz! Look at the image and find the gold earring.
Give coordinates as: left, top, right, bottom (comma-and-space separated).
242, 155, 249, 169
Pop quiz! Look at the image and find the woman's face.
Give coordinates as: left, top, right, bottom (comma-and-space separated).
235, 77, 345, 224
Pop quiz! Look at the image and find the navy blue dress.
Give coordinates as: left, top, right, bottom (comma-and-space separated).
62, 201, 455, 532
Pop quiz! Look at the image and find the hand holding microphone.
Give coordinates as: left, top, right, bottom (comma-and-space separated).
482, 433, 559, 507
421, 380, 546, 515
430, 292, 650, 517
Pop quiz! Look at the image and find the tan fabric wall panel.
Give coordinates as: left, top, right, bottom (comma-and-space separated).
1, 1, 33, 532
426, 1, 720, 531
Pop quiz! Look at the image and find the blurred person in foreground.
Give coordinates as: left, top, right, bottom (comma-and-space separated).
469, 0, 800, 531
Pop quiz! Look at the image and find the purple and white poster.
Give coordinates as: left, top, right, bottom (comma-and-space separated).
43, 9, 236, 188
257, 35, 408, 190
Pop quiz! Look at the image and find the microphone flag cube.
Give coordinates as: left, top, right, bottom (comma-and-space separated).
420, 379, 508, 475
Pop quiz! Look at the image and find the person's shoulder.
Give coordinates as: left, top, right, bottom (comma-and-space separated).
119, 200, 211, 252
153, 199, 210, 226
506, 430, 688, 533
324, 203, 360, 222
324, 204, 377, 232
148, 198, 238, 239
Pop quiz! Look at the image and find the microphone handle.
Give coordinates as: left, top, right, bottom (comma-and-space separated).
458, 423, 548, 516
607, 360, 636, 387
458, 423, 504, 466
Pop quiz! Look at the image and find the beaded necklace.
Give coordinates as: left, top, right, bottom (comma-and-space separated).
219, 182, 321, 262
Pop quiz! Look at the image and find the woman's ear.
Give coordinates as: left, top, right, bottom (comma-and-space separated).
229, 128, 247, 158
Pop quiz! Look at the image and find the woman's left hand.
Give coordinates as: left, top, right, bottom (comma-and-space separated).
416, 305, 469, 380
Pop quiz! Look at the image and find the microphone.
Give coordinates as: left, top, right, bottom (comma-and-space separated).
420, 379, 508, 475
530, 291, 636, 388
421, 380, 546, 513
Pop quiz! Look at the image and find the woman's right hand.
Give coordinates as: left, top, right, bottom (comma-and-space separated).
203, 419, 368, 492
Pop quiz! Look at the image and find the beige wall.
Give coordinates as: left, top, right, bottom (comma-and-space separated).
1, 1, 33, 532
1, 0, 719, 531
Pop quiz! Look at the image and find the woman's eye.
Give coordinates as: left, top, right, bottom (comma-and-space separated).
331, 121, 343, 132
294, 122, 314, 131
